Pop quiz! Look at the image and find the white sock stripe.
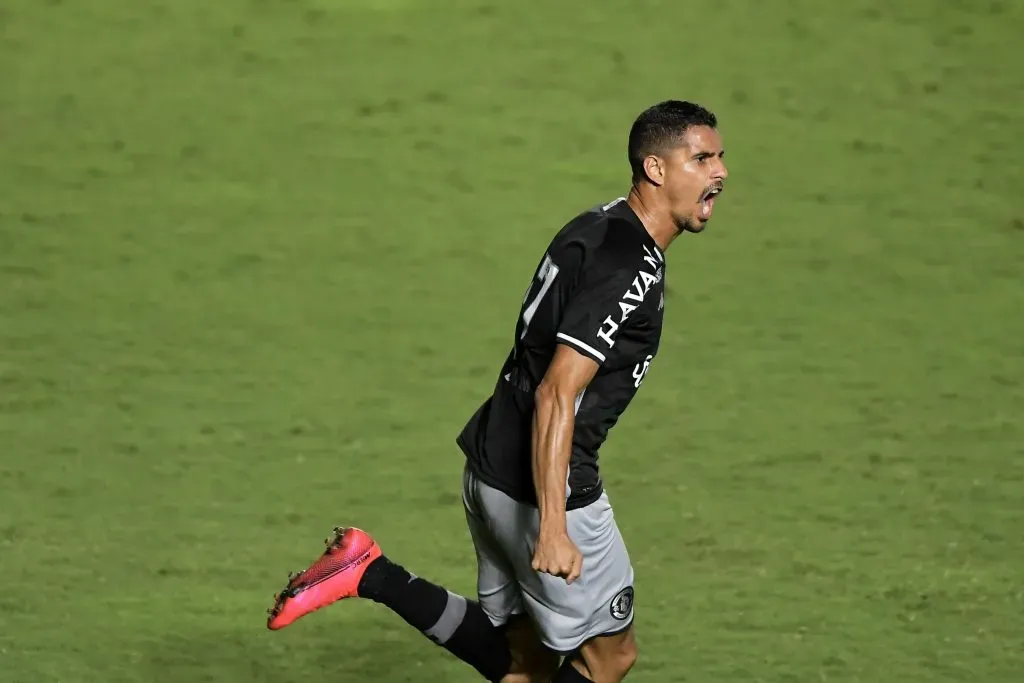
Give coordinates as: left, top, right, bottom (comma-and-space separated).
424, 591, 467, 644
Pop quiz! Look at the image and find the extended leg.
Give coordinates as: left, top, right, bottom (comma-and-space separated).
267, 527, 514, 682
358, 552, 515, 682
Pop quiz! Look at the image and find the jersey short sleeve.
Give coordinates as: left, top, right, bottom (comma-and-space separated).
555, 248, 638, 366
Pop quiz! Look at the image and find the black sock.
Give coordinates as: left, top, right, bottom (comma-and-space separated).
552, 657, 593, 682
357, 555, 512, 682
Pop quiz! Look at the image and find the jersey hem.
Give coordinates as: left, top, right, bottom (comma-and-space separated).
458, 438, 604, 511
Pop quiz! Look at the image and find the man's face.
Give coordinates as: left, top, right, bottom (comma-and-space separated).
655, 125, 728, 233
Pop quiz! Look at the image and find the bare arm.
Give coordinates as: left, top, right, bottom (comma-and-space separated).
530, 344, 599, 583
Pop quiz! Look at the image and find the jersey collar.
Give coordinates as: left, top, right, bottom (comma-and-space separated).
606, 197, 664, 262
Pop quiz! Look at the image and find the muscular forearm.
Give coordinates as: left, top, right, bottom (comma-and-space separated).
531, 384, 575, 535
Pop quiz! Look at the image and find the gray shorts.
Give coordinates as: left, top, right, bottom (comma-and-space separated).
461, 464, 635, 655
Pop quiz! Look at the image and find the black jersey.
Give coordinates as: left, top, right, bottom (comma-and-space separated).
457, 197, 666, 510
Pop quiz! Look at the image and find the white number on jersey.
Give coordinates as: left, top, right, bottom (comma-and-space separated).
632, 354, 653, 388
520, 253, 559, 339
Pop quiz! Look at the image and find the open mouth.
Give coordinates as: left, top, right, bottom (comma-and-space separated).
698, 184, 723, 220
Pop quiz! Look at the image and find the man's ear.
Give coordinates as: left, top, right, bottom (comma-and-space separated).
642, 154, 666, 187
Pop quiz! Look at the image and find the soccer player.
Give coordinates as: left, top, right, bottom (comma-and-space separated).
267, 100, 728, 683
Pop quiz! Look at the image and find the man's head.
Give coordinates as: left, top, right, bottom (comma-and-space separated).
628, 100, 728, 234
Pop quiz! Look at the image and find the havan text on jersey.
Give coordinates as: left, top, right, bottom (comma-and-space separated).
595, 244, 664, 350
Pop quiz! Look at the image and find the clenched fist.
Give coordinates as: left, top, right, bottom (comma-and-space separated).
532, 530, 583, 584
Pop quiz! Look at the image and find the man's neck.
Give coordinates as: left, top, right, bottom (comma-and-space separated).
626, 186, 678, 253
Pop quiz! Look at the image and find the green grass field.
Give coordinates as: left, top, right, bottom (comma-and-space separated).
2, 1, 1023, 681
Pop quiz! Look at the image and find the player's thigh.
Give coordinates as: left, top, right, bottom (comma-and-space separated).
482, 486, 637, 657
462, 464, 526, 627
572, 624, 638, 683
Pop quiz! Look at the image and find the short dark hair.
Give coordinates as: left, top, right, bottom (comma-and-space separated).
628, 100, 717, 180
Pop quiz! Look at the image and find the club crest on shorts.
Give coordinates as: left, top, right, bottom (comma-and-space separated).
609, 586, 634, 620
